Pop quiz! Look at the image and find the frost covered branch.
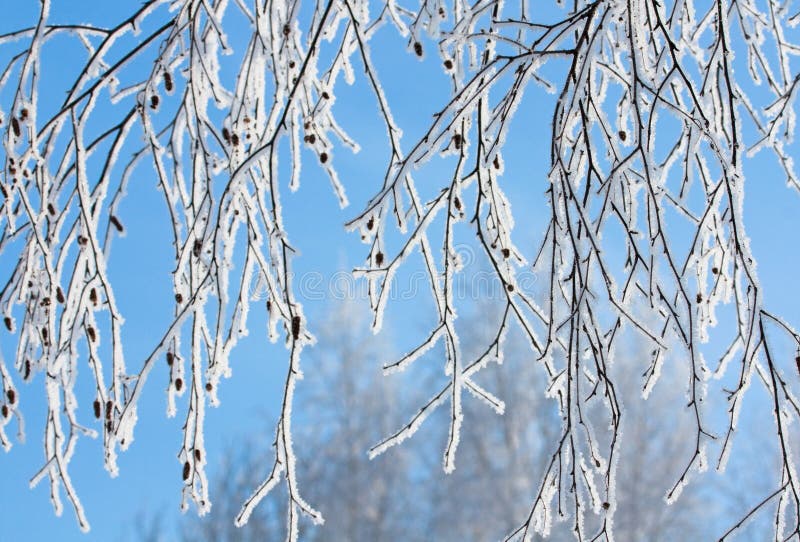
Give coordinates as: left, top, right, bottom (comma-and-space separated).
350, 0, 800, 540
2, 0, 800, 539
0, 0, 375, 535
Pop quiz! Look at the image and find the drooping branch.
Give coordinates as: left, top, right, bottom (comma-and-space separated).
1, 0, 800, 539
351, 0, 800, 540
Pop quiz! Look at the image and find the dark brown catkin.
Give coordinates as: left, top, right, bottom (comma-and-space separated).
110, 215, 124, 232
291, 316, 301, 340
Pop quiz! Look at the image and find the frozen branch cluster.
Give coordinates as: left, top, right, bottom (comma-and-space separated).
351, 0, 800, 539
1, 0, 800, 540
0, 0, 369, 536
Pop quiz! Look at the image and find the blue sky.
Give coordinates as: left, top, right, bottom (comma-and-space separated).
1, 1, 799, 541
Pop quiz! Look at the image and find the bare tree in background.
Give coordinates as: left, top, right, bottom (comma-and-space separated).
293, 299, 429, 542
601, 342, 712, 541
2, 0, 800, 540
172, 299, 427, 541
165, 301, 720, 541
421, 303, 716, 541
178, 443, 290, 542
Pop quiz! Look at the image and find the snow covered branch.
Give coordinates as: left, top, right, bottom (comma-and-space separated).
1, 0, 800, 539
